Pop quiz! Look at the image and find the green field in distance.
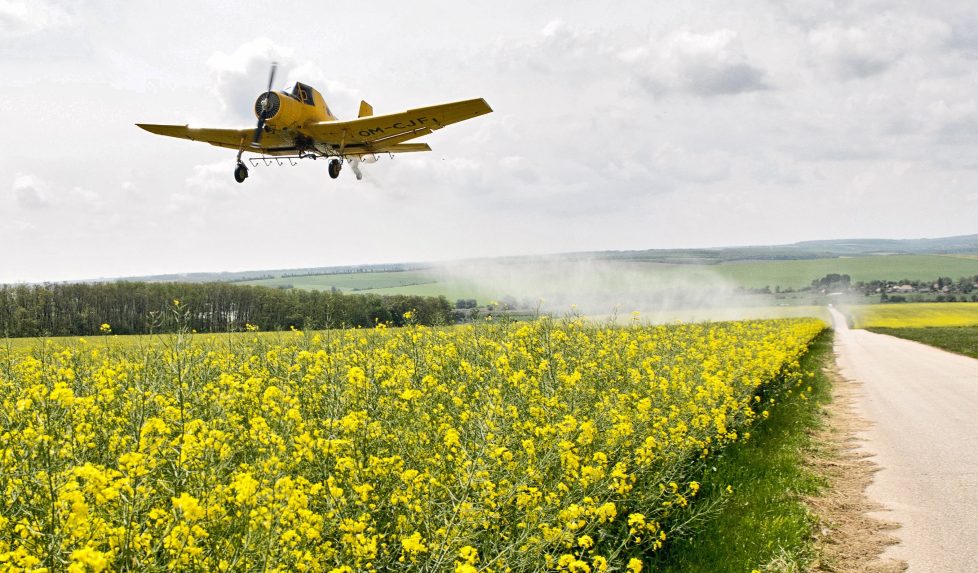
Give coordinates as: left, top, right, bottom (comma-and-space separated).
239, 254, 978, 302
710, 254, 978, 289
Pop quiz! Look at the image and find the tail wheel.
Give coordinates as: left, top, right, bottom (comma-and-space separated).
234, 163, 249, 183
328, 159, 342, 179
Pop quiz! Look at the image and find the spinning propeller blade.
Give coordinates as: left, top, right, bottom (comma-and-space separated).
253, 61, 278, 145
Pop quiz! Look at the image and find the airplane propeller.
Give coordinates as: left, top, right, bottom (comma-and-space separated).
253, 62, 278, 145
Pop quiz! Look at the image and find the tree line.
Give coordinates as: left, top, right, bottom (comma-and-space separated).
0, 282, 454, 337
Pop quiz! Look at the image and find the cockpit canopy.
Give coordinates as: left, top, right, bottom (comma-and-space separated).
288, 82, 316, 106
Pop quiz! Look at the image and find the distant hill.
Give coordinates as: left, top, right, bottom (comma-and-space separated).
789, 234, 978, 256
74, 233, 978, 285
589, 234, 978, 264
83, 262, 434, 285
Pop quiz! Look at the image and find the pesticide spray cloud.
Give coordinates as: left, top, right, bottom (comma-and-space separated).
434, 258, 776, 323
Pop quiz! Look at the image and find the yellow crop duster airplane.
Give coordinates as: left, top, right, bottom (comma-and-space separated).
137, 63, 492, 182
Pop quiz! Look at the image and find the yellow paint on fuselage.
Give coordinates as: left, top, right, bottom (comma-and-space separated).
260, 85, 337, 132
309, 87, 337, 122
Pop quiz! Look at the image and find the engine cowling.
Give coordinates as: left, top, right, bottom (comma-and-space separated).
254, 91, 312, 130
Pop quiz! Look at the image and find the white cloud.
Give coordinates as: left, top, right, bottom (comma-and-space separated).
185, 162, 236, 195
623, 28, 768, 96
165, 162, 241, 215
484, 19, 622, 88
808, 12, 952, 79
67, 186, 102, 213
370, 154, 492, 200
929, 98, 978, 145
0, 0, 71, 38
10, 173, 104, 214
11, 173, 49, 209
206, 38, 362, 123
652, 144, 732, 184
207, 38, 296, 121
538, 20, 605, 64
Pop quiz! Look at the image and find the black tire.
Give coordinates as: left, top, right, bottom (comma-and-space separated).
328, 159, 341, 179
234, 163, 248, 183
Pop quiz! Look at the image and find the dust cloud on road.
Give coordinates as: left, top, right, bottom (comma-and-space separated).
830, 306, 978, 572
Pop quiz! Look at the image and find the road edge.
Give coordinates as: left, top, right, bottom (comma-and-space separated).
805, 354, 907, 573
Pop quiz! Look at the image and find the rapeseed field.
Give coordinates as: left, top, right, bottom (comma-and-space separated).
0, 315, 823, 572
847, 302, 978, 328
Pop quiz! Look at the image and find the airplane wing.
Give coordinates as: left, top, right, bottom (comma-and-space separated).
135, 124, 296, 155
300, 98, 491, 152
382, 143, 431, 154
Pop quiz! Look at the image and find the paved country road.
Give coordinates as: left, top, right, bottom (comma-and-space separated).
829, 306, 978, 572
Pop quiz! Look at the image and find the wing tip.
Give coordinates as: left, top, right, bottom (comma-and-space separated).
460, 98, 492, 115
136, 123, 190, 136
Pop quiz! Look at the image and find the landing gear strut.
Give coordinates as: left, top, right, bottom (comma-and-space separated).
234, 162, 249, 183
328, 158, 342, 179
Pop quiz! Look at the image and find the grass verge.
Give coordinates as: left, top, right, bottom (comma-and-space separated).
654, 330, 833, 572
805, 361, 905, 573
867, 326, 978, 360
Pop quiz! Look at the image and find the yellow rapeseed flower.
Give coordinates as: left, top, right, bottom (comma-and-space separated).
172, 492, 206, 521
68, 546, 109, 572
0, 316, 823, 571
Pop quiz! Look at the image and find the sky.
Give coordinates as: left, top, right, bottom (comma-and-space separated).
2, 0, 978, 283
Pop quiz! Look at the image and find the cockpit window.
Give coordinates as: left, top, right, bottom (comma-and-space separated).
289, 82, 315, 106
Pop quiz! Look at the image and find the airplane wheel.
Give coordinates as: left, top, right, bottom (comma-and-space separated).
328, 159, 342, 179
234, 163, 249, 183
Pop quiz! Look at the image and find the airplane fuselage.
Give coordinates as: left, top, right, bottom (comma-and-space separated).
254, 82, 336, 132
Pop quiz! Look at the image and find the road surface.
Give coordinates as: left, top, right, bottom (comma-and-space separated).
830, 306, 978, 572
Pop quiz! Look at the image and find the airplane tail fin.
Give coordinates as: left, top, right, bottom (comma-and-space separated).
358, 100, 373, 118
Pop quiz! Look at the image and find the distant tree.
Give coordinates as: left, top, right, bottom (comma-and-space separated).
0, 282, 453, 337
812, 273, 851, 291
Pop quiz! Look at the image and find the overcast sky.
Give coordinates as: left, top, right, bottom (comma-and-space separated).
2, 0, 977, 283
